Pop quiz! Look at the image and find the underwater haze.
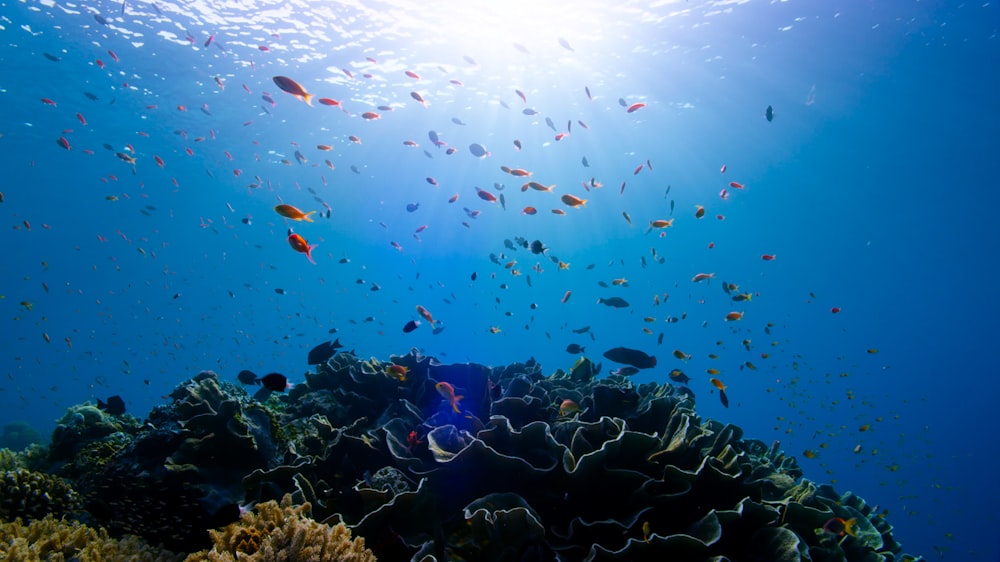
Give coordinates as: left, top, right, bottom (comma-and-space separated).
1, 0, 998, 559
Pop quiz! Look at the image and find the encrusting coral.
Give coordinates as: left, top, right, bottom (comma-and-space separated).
0, 515, 183, 562
184, 494, 375, 562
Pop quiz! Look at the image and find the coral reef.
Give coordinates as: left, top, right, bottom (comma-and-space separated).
17, 350, 922, 561
0, 515, 182, 561
184, 494, 375, 562
0, 468, 81, 522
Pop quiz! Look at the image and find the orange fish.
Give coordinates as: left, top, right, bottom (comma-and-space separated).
386, 364, 409, 382
272, 76, 313, 105
694, 205, 705, 219
560, 194, 587, 207
509, 168, 532, 177
559, 399, 581, 416
691, 273, 714, 283
435, 382, 463, 413
288, 233, 318, 264
522, 181, 554, 192
361, 111, 381, 120
318, 97, 341, 106
725, 311, 744, 321
274, 204, 315, 222
626, 102, 646, 113
416, 305, 435, 324
522, 206, 537, 215
729, 181, 744, 189
710, 378, 726, 391
648, 219, 673, 229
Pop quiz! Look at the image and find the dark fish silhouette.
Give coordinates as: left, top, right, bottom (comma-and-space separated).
307, 339, 343, 365
602, 347, 656, 369
598, 297, 630, 308
97, 395, 126, 415
237, 370, 258, 385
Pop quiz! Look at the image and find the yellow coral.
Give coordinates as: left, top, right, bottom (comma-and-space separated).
185, 495, 376, 562
0, 515, 183, 561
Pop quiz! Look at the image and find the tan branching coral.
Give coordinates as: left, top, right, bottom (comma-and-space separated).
0, 515, 183, 561
184, 494, 375, 562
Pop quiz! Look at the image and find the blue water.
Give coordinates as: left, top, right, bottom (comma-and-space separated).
1, 0, 997, 558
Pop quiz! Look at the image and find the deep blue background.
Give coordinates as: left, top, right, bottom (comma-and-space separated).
1, 1, 997, 559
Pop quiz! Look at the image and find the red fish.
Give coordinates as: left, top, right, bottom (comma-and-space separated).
288, 233, 318, 264
41, 98, 57, 106
475, 187, 497, 202
761, 254, 776, 261
154, 155, 165, 168
56, 136, 71, 150
318, 97, 341, 107
522, 206, 537, 215
554, 132, 568, 141
76, 112, 87, 125
626, 102, 646, 113
729, 181, 744, 189
405, 70, 420, 79
361, 112, 380, 120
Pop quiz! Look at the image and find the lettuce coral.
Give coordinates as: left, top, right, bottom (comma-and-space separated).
184, 494, 375, 562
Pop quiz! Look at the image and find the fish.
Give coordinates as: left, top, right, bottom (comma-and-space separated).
272, 76, 313, 105
469, 143, 489, 157
668, 369, 691, 384
691, 273, 715, 283
361, 111, 380, 120
598, 297, 630, 308
565, 344, 585, 354
602, 347, 656, 369
97, 395, 126, 415
475, 187, 498, 202
403, 319, 421, 333
274, 204, 315, 222
307, 339, 343, 364
672, 350, 691, 361
237, 370, 259, 385
626, 102, 646, 113
386, 365, 408, 382
560, 194, 587, 207
610, 366, 639, 377
260, 373, 289, 391
821, 517, 858, 538
557, 37, 574, 51
559, 399, 581, 416
765, 105, 774, 122
436, 382, 464, 413
288, 233, 318, 264
725, 311, 744, 321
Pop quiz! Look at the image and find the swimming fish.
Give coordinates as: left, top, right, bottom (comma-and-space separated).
436, 382, 463, 413
97, 395, 126, 415
274, 204, 315, 222
272, 76, 313, 105
598, 297, 630, 308
288, 233, 318, 264
307, 339, 343, 364
602, 347, 656, 369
